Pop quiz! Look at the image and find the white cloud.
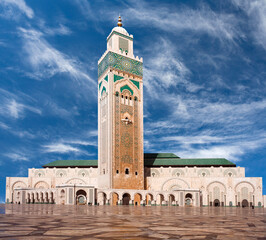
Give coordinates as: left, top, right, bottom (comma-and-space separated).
43, 143, 81, 153
161, 135, 225, 145
18, 27, 95, 86
117, 0, 241, 42
0, 0, 34, 19
65, 140, 97, 146
0, 121, 10, 130
5, 152, 29, 162
0, 98, 41, 119
143, 38, 202, 99
232, 0, 266, 50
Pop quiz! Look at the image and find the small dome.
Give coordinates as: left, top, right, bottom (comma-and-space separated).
112, 26, 128, 35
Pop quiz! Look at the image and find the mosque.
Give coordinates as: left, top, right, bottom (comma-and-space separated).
6, 17, 265, 207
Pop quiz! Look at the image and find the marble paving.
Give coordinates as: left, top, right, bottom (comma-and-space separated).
0, 204, 265, 239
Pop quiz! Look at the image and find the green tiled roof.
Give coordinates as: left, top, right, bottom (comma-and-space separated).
43, 153, 236, 168
144, 158, 236, 167
43, 160, 98, 168
144, 153, 180, 159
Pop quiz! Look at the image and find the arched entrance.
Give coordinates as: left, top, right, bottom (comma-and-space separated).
60, 190, 65, 205
156, 194, 164, 206
134, 193, 142, 206
185, 193, 192, 206
213, 199, 220, 207
76, 190, 87, 205
169, 194, 175, 205
242, 199, 249, 207
111, 192, 119, 205
146, 194, 153, 205
122, 193, 130, 205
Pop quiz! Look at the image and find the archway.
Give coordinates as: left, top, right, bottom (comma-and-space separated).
40, 192, 44, 203
45, 192, 49, 203
146, 193, 153, 205
31, 193, 34, 204
50, 192, 54, 204
156, 194, 164, 206
98, 192, 107, 205
214, 199, 220, 207
76, 190, 87, 205
111, 192, 119, 205
36, 192, 39, 203
60, 190, 65, 205
169, 194, 175, 206
122, 193, 130, 205
185, 193, 192, 206
134, 193, 142, 206
242, 199, 249, 207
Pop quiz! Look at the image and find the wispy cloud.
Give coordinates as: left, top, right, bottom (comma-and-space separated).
0, 0, 34, 19
0, 121, 10, 130
113, 0, 242, 42
232, 0, 266, 50
5, 152, 29, 162
0, 89, 42, 119
43, 143, 81, 153
65, 140, 97, 146
18, 27, 95, 87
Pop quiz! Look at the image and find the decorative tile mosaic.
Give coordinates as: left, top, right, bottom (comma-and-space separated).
114, 74, 124, 82
98, 52, 143, 78
120, 85, 133, 95
130, 79, 140, 89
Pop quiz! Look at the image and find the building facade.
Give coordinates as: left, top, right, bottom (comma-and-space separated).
6, 17, 265, 208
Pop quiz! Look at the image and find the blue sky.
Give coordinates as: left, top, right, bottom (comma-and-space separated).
0, 0, 265, 202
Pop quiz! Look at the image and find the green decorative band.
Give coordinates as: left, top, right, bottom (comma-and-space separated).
114, 74, 124, 82
104, 75, 108, 82
99, 81, 102, 90
130, 79, 140, 89
120, 85, 133, 95
107, 31, 133, 42
98, 51, 143, 78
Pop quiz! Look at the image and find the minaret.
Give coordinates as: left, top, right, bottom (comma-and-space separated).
98, 17, 144, 190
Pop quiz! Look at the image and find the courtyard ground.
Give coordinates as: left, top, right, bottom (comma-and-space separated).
0, 204, 265, 239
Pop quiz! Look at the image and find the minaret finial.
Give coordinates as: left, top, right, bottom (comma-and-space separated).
117, 15, 122, 27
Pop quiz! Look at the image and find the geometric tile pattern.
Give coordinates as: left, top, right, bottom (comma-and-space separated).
98, 51, 143, 78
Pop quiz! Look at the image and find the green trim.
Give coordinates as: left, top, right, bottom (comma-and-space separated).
43, 153, 236, 168
120, 85, 133, 95
130, 79, 140, 89
104, 75, 108, 82
43, 160, 98, 168
114, 74, 124, 82
98, 81, 102, 90
107, 31, 133, 42
98, 51, 143, 78
101, 86, 106, 96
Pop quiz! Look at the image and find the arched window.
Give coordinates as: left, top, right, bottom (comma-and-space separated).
115, 91, 119, 97
125, 168, 129, 175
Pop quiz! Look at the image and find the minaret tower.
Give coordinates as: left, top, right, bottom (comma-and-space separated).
98, 16, 144, 190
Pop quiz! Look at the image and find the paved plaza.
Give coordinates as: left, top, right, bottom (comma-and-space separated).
0, 204, 265, 239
